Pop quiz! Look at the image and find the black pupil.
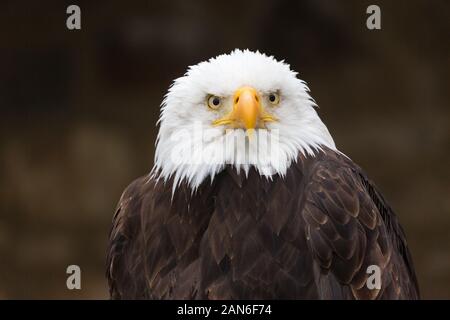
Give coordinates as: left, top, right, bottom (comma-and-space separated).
213, 97, 220, 105
269, 94, 276, 102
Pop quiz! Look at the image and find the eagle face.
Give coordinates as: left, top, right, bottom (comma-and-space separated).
154, 50, 336, 191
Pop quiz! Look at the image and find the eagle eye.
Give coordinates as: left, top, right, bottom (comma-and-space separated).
268, 92, 280, 105
207, 95, 222, 110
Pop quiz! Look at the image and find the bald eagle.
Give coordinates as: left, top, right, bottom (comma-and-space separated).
106, 50, 419, 299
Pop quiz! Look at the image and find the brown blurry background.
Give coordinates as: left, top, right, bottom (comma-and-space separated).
0, 0, 449, 299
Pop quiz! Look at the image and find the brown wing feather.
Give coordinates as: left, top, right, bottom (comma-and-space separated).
106, 177, 148, 299
106, 175, 215, 299
303, 149, 419, 299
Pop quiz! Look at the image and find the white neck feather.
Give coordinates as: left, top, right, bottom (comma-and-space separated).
152, 104, 336, 193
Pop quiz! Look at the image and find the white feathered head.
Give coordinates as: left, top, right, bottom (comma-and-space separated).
153, 49, 335, 191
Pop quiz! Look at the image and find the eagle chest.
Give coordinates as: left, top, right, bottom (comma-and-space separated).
182, 165, 318, 299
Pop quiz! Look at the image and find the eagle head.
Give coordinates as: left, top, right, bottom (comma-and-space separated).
153, 49, 336, 191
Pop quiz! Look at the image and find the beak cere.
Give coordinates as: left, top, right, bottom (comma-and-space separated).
233, 86, 260, 130
212, 86, 277, 131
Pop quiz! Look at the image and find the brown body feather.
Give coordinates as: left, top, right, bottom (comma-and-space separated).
106, 147, 419, 299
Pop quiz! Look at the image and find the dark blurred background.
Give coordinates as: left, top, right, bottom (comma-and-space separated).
0, 0, 449, 299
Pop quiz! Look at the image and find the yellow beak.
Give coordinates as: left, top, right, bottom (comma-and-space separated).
212, 86, 277, 130
233, 86, 260, 129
